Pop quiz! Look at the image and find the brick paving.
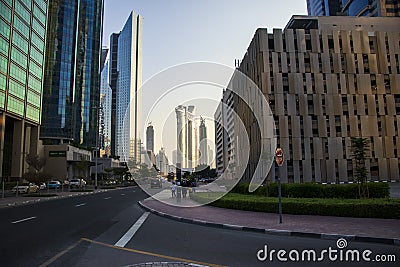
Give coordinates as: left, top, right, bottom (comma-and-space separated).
141, 198, 400, 239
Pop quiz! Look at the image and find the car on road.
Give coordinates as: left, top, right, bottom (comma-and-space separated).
69, 178, 86, 188
47, 181, 61, 189
11, 183, 39, 194
150, 179, 162, 189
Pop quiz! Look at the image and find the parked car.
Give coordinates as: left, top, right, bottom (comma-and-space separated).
69, 179, 86, 188
12, 183, 38, 194
37, 182, 46, 190
47, 181, 61, 189
150, 178, 162, 189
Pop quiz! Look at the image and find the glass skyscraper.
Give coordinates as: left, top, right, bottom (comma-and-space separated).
342, 0, 400, 16
307, 0, 342, 16
40, 0, 104, 147
0, 0, 49, 178
114, 11, 143, 163
99, 49, 112, 156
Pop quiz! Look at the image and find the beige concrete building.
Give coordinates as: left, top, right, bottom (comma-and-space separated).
232, 15, 400, 183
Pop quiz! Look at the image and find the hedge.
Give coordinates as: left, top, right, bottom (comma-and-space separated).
230, 182, 390, 199
191, 193, 400, 219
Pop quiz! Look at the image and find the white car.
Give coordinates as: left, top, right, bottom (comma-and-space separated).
69, 179, 86, 188
12, 183, 39, 194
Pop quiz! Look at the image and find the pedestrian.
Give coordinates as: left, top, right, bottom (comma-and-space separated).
171, 182, 176, 198
182, 186, 188, 198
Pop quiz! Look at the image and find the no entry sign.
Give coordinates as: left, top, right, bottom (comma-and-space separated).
275, 148, 284, 166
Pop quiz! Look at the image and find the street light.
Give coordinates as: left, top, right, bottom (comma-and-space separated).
92, 106, 102, 189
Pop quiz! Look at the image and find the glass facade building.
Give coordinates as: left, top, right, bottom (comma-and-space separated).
0, 0, 49, 178
307, 0, 342, 16
99, 52, 112, 156
114, 11, 143, 162
40, 0, 104, 147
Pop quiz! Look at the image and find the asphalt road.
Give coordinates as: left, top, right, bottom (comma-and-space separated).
0, 187, 399, 267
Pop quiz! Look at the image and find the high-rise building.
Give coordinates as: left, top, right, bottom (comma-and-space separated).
109, 32, 119, 156
175, 105, 197, 169
40, 0, 104, 147
198, 117, 209, 166
229, 15, 400, 183
307, 0, 342, 16
0, 0, 49, 178
99, 49, 112, 156
146, 123, 154, 153
115, 10, 143, 162
156, 147, 169, 175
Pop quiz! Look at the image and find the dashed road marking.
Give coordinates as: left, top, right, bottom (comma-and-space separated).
104, 197, 111, 200
75, 203, 86, 207
11, 216, 37, 224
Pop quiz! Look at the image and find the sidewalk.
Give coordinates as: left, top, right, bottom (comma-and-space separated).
139, 196, 400, 246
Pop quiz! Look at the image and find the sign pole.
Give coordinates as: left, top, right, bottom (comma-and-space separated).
275, 148, 284, 224
277, 163, 282, 224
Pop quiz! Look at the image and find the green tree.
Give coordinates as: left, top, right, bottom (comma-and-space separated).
350, 137, 370, 198
74, 155, 90, 179
23, 154, 50, 184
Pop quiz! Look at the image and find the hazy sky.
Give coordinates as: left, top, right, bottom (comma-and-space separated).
102, 0, 307, 161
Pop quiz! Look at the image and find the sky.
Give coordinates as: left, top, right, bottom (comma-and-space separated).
102, 0, 307, 161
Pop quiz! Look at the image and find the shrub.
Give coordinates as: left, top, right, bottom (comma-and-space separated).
191, 193, 400, 219
231, 182, 389, 199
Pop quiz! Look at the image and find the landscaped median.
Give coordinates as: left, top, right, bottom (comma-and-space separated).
190, 192, 400, 219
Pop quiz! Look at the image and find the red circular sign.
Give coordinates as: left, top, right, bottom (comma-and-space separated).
275, 148, 284, 166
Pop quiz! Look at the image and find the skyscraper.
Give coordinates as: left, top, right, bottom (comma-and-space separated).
198, 117, 209, 166
99, 48, 112, 156
40, 0, 104, 147
175, 105, 197, 169
0, 0, 49, 178
115, 11, 143, 162
307, 0, 342, 16
109, 32, 119, 156
146, 123, 154, 153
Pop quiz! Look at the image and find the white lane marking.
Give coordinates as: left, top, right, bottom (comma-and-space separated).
114, 212, 150, 247
104, 197, 111, 200
121, 194, 125, 196
75, 203, 86, 207
12, 216, 37, 224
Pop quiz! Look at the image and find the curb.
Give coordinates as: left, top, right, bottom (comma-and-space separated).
138, 201, 400, 247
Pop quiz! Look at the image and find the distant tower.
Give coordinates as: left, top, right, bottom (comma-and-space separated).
175, 105, 197, 169
146, 123, 154, 153
199, 117, 209, 166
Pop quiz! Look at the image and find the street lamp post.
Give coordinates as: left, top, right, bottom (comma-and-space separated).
93, 106, 102, 190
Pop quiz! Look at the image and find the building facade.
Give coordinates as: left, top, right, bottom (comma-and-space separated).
99, 50, 112, 156
40, 0, 104, 147
307, 0, 343, 16
0, 0, 49, 179
146, 123, 154, 153
108, 32, 119, 156
198, 117, 208, 165
342, 0, 400, 17
115, 10, 143, 163
175, 105, 197, 169
232, 16, 400, 183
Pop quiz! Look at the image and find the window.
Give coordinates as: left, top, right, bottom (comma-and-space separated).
15, 0, 31, 25
0, 1, 12, 22
8, 78, 25, 99
7, 95, 25, 116
11, 46, 28, 68
0, 18, 10, 40
10, 62, 26, 84
13, 15, 30, 36
0, 36, 9, 56
12, 31, 28, 53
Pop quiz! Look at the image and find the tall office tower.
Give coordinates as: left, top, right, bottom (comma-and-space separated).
99, 49, 112, 156
146, 123, 154, 153
198, 117, 209, 166
0, 0, 49, 178
307, 0, 342, 16
234, 15, 400, 183
341, 0, 400, 17
40, 0, 104, 147
108, 32, 119, 156
175, 105, 197, 169
115, 11, 143, 163
156, 147, 168, 175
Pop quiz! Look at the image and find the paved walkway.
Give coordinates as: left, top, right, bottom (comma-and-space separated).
140, 197, 400, 243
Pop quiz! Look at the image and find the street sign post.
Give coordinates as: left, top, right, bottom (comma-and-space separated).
275, 148, 284, 224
